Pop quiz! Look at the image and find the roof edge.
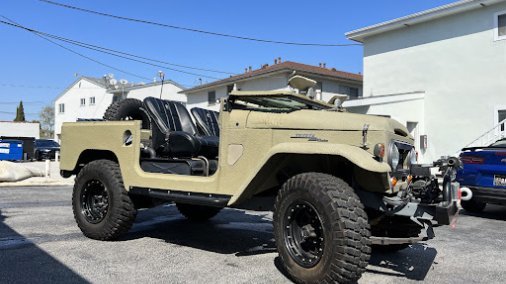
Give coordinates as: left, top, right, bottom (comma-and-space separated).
54, 76, 106, 103
346, 0, 505, 42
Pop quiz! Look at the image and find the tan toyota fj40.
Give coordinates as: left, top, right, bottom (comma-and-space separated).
60, 83, 460, 283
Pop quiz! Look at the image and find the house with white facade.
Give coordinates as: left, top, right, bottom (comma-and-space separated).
54, 76, 184, 141
182, 60, 363, 111
344, 0, 506, 163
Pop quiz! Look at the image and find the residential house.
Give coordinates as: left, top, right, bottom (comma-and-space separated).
345, 0, 506, 162
182, 60, 363, 111
54, 76, 184, 141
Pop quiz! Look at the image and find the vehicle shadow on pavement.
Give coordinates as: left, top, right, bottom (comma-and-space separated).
0, 209, 87, 283
459, 205, 506, 221
122, 205, 277, 256
366, 244, 437, 281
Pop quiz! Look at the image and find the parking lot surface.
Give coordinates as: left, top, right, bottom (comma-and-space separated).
1, 186, 505, 283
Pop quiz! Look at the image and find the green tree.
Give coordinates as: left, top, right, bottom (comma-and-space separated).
14, 101, 26, 122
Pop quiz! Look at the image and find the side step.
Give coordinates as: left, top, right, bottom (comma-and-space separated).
129, 187, 230, 208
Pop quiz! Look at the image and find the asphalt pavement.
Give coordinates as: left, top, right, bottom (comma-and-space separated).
1, 186, 505, 283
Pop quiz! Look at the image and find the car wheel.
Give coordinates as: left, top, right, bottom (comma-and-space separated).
176, 203, 221, 221
72, 160, 137, 240
103, 98, 151, 129
273, 173, 371, 283
461, 198, 486, 213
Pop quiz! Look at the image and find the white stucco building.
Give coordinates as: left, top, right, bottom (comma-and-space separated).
54, 76, 184, 141
345, 0, 506, 162
0, 121, 40, 139
182, 60, 363, 111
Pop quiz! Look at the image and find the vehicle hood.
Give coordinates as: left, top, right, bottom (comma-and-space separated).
246, 110, 410, 136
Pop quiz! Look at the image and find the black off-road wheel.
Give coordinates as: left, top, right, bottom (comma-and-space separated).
461, 198, 486, 213
176, 203, 222, 222
72, 160, 137, 240
274, 173, 371, 284
103, 98, 151, 129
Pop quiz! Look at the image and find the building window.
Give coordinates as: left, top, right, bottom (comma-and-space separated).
80, 98, 86, 107
227, 85, 234, 95
349, 87, 359, 98
208, 91, 216, 105
90, 97, 96, 105
340, 86, 360, 98
58, 103, 65, 114
495, 11, 506, 41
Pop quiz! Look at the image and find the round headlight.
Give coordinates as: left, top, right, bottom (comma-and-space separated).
388, 143, 400, 170
407, 149, 417, 168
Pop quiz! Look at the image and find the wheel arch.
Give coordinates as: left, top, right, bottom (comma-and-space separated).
61, 149, 119, 177
232, 150, 390, 207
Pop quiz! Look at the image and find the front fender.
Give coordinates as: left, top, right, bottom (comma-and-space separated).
266, 142, 391, 173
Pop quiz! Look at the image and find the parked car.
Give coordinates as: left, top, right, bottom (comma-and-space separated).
457, 139, 506, 212
34, 139, 60, 161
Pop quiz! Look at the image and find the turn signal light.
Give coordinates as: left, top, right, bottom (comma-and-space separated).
391, 177, 398, 187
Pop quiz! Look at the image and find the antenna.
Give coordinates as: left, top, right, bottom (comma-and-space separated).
158, 71, 165, 99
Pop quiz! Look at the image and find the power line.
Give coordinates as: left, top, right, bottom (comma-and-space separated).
0, 101, 46, 104
0, 83, 61, 90
0, 19, 224, 80
0, 16, 151, 81
0, 110, 39, 115
39, 0, 362, 47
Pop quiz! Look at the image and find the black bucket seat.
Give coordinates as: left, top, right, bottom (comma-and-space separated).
191, 108, 220, 137
143, 97, 219, 158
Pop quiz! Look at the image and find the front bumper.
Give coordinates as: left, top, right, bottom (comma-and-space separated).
390, 200, 459, 225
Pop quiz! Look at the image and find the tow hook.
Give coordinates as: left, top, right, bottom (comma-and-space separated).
460, 187, 473, 201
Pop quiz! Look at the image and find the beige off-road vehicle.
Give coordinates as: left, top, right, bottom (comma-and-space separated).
60, 86, 460, 283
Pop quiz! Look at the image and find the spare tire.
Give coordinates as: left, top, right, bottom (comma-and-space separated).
103, 98, 150, 129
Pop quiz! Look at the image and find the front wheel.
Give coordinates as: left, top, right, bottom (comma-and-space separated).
273, 173, 371, 284
72, 160, 137, 240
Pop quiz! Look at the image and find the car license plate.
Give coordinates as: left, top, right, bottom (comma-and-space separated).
493, 175, 506, 186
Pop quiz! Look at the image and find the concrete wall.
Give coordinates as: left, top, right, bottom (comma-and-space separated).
54, 79, 110, 141
0, 122, 40, 139
361, 2, 506, 162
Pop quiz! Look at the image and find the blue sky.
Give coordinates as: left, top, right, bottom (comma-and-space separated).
0, 0, 456, 121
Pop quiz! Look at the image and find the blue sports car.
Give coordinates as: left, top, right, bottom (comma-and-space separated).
457, 139, 506, 212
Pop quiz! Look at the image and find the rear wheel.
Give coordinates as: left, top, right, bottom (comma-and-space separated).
176, 203, 221, 221
461, 198, 486, 213
72, 160, 137, 240
103, 98, 150, 129
274, 173, 371, 283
